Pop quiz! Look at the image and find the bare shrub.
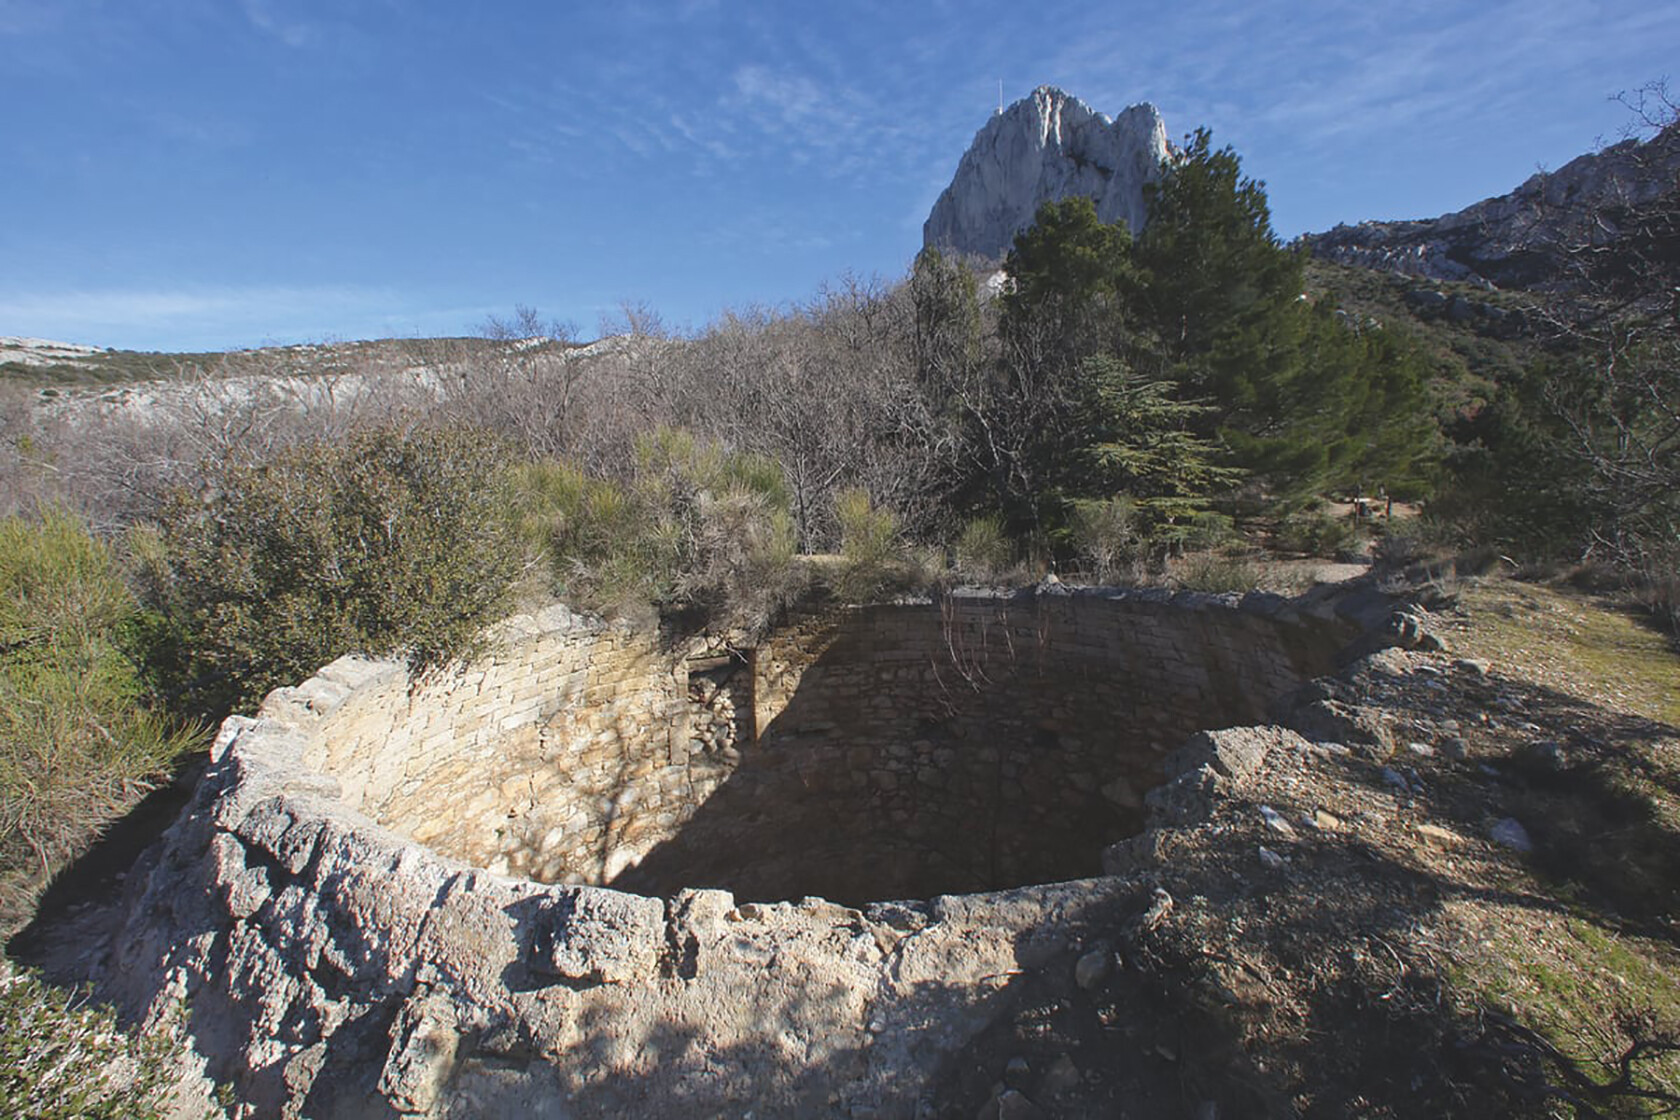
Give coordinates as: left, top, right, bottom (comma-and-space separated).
424, 307, 595, 458
613, 277, 964, 552
1634, 540, 1680, 636
3, 343, 441, 535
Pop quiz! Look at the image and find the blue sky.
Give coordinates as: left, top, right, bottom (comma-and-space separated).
3, 0, 1675, 352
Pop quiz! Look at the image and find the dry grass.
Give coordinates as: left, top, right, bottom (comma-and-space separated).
1429, 576, 1680, 1111
1450, 576, 1680, 726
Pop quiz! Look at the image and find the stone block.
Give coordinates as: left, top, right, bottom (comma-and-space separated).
1287, 698, 1396, 761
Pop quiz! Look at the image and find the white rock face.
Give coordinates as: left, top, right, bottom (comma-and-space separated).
924, 86, 1172, 260
0, 336, 105, 366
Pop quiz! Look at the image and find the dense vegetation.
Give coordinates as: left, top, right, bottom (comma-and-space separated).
1, 120, 1671, 726
139, 425, 520, 719
948, 129, 1437, 553
0, 509, 197, 929
0, 957, 184, 1119
2, 115, 1672, 843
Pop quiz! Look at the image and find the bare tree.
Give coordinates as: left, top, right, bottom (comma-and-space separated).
1534, 84, 1680, 569
434, 306, 590, 458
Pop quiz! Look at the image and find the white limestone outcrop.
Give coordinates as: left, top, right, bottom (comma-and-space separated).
1304, 122, 1680, 289
923, 86, 1172, 261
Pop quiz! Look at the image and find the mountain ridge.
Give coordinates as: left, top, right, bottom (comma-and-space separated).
1301, 122, 1680, 290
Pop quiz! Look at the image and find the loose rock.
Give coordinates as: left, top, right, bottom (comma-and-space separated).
1489, 817, 1534, 853
1074, 948, 1113, 990
1041, 1054, 1081, 1096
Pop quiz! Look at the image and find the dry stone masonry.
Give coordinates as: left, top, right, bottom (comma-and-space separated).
618, 589, 1349, 903
99, 585, 1388, 1118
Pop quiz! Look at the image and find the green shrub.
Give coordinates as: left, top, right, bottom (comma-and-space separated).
150, 426, 519, 718
0, 959, 183, 1120
1180, 510, 1237, 552
1172, 551, 1262, 593
514, 460, 676, 609
0, 508, 198, 928
515, 430, 801, 627
835, 488, 902, 601
1369, 515, 1460, 571
1277, 510, 1363, 558
634, 426, 792, 512
674, 489, 801, 627
1068, 497, 1142, 582
633, 431, 800, 624
954, 515, 1014, 583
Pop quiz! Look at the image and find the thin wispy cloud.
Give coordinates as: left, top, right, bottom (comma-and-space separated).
505, 137, 555, 165
724, 64, 876, 171
1067, 0, 1676, 154
144, 109, 251, 148
668, 113, 736, 162
238, 0, 315, 48
0, 285, 403, 351
696, 214, 846, 255
6, 1, 1674, 348
1018, 0, 1680, 229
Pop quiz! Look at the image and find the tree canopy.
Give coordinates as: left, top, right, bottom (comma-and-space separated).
965, 128, 1439, 551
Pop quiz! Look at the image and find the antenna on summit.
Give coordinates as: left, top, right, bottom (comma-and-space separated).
997, 79, 1004, 115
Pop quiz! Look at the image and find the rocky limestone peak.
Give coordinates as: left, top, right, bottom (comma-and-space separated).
923, 85, 1172, 261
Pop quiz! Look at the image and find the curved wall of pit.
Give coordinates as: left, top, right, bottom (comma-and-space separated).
98, 586, 1379, 1119
275, 589, 1353, 906
279, 604, 691, 886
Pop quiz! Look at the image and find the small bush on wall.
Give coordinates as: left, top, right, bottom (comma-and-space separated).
835, 487, 906, 601
146, 426, 520, 718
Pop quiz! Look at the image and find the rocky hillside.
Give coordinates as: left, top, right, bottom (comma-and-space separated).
923, 86, 1172, 261
1303, 122, 1680, 290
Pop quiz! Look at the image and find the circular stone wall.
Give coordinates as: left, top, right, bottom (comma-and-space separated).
276, 589, 1352, 906
98, 585, 1378, 1119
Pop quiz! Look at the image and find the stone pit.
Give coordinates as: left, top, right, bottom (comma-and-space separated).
99, 585, 1380, 1118
291, 588, 1348, 906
